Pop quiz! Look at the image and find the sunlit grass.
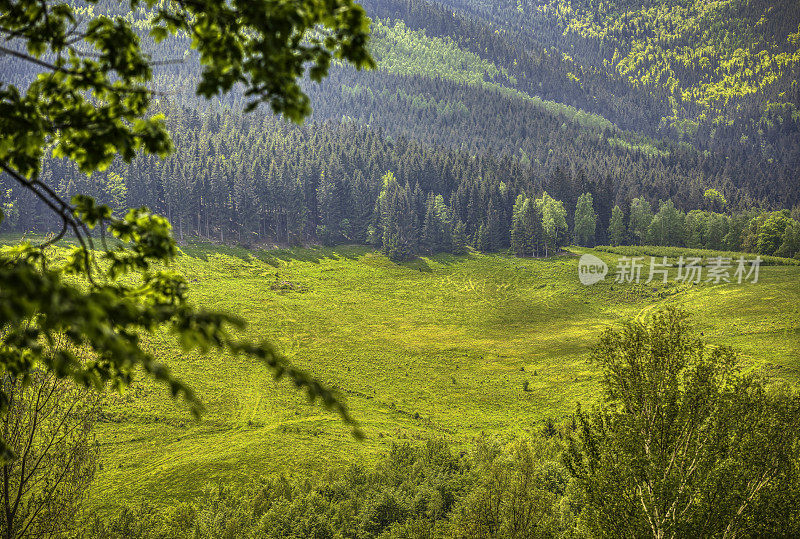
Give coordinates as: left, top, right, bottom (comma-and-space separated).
7, 239, 791, 512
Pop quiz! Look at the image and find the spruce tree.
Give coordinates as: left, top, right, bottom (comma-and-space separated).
382, 187, 402, 259
434, 195, 454, 252
422, 192, 452, 252
451, 220, 469, 255
523, 198, 543, 256
485, 200, 502, 251
422, 193, 438, 251
381, 182, 419, 261
476, 223, 489, 252
316, 170, 342, 245
510, 194, 527, 256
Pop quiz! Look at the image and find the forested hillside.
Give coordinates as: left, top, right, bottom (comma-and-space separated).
1, 0, 798, 243
436, 0, 800, 198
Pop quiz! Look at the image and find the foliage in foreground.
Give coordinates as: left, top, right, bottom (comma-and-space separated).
84, 436, 573, 539
81, 309, 800, 538
566, 308, 800, 538
1, 367, 98, 538
0, 0, 374, 460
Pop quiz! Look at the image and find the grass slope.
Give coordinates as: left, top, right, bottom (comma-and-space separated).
71, 243, 800, 512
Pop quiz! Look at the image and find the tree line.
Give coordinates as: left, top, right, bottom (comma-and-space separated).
2, 108, 798, 261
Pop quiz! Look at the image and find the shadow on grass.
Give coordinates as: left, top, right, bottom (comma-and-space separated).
180, 242, 373, 266
397, 258, 433, 272
427, 251, 477, 266
179, 242, 254, 262
393, 251, 477, 272
258, 245, 371, 265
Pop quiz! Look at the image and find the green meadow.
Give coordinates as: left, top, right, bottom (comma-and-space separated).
74, 243, 799, 512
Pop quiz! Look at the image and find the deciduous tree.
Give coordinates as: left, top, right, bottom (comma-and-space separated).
1, 361, 98, 539
629, 197, 653, 246
608, 205, 625, 246
565, 309, 800, 538
573, 192, 597, 246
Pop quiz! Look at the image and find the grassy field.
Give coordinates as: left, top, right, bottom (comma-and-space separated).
20, 240, 790, 512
